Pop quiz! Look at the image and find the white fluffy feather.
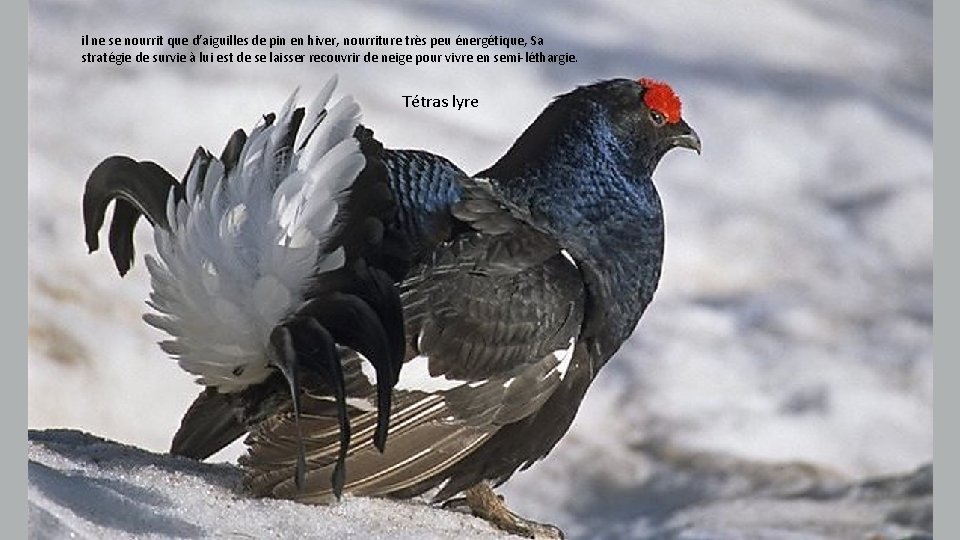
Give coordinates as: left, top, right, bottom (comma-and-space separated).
143, 77, 365, 392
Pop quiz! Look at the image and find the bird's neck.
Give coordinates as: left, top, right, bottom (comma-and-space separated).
482, 106, 665, 360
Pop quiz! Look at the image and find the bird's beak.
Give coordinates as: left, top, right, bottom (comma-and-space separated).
670, 121, 701, 155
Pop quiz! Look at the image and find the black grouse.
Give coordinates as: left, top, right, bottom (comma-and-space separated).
82, 76, 699, 538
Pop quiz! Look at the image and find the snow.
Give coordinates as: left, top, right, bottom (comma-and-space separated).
29, 430, 510, 539
28, 0, 931, 538
29, 429, 930, 539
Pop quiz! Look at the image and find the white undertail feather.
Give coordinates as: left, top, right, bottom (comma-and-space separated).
143, 76, 365, 392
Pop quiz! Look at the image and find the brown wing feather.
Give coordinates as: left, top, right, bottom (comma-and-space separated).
243, 388, 494, 499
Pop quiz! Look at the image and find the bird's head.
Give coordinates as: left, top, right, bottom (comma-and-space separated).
584, 77, 700, 174
481, 77, 699, 182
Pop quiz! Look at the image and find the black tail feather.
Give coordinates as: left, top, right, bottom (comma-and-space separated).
268, 324, 309, 492
348, 264, 405, 386
83, 156, 181, 275
270, 317, 351, 499
181, 147, 212, 186
219, 129, 247, 174
299, 318, 350, 497
275, 108, 305, 167
297, 291, 394, 452
106, 200, 142, 276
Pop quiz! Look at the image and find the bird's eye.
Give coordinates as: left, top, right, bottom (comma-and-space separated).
649, 110, 666, 127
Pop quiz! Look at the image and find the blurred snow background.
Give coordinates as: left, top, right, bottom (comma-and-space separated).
28, 0, 931, 537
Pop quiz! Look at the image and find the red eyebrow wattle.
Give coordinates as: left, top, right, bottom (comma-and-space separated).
638, 78, 682, 124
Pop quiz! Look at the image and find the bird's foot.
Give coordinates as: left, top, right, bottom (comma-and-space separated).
454, 482, 564, 539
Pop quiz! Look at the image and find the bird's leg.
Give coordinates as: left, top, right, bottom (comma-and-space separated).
461, 482, 564, 539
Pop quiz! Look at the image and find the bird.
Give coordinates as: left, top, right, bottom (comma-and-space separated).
82, 75, 700, 538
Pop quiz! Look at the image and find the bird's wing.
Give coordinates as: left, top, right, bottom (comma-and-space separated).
242, 178, 586, 500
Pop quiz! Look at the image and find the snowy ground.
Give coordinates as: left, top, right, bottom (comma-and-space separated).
29, 429, 930, 539
28, 0, 932, 538
29, 430, 512, 539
